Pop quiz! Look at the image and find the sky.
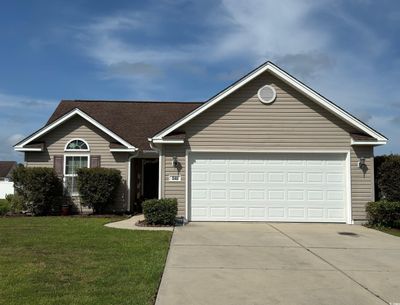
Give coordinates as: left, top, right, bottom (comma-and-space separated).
0, 0, 399, 162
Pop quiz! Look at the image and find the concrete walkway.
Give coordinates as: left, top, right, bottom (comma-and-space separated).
156, 222, 400, 305
104, 214, 173, 231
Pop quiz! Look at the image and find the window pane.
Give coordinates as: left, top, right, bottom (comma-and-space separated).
66, 140, 88, 150
65, 176, 78, 195
65, 156, 88, 175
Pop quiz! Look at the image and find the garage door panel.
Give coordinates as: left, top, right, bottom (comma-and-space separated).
190, 152, 347, 222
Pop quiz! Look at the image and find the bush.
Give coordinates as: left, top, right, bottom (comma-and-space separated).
366, 201, 400, 228
12, 166, 63, 215
0, 199, 11, 216
77, 168, 122, 214
5, 193, 26, 213
375, 154, 400, 201
142, 198, 178, 225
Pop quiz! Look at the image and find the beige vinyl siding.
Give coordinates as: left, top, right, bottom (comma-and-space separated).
164, 145, 186, 216
163, 71, 374, 221
351, 146, 374, 220
25, 116, 129, 210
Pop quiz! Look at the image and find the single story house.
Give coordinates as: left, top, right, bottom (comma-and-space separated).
0, 161, 16, 199
0, 161, 16, 181
14, 62, 387, 223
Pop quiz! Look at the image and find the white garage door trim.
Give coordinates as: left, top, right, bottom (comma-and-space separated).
185, 150, 352, 224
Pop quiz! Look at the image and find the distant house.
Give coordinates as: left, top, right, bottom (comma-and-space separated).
13, 61, 387, 223
0, 161, 16, 181
0, 161, 16, 199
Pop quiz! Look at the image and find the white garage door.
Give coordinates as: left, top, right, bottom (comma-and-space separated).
189, 152, 348, 222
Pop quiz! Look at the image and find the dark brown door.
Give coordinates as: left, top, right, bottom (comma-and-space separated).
143, 160, 159, 200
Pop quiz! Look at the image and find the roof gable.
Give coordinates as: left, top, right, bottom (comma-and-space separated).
15, 108, 136, 151
15, 101, 203, 151
152, 61, 387, 144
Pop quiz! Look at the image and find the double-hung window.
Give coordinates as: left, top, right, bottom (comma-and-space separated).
64, 139, 90, 195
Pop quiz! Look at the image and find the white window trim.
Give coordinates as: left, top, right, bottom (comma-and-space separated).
63, 154, 91, 196
64, 138, 90, 152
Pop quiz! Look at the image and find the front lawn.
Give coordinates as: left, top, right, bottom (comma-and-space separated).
0, 217, 172, 305
376, 226, 400, 237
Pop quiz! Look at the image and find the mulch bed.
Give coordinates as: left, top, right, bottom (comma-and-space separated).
135, 220, 173, 228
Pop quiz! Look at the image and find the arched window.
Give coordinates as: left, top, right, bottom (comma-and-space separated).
64, 139, 89, 151
63, 139, 90, 195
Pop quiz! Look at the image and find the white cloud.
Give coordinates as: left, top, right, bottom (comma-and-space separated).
0, 92, 56, 162
74, 0, 331, 79
213, 0, 327, 61
68, 0, 398, 153
0, 92, 55, 109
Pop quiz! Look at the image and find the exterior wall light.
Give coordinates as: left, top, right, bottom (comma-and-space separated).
358, 157, 366, 169
172, 156, 178, 168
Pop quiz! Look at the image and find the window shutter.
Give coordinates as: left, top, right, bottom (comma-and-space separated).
90, 155, 101, 168
53, 155, 64, 177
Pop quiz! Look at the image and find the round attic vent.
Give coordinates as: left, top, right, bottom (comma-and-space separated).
258, 85, 276, 104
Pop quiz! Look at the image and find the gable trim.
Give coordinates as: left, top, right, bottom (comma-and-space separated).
151, 61, 387, 143
14, 108, 137, 151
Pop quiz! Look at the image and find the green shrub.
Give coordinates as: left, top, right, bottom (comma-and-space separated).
77, 168, 122, 214
375, 154, 400, 201
142, 198, 177, 225
0, 199, 11, 216
12, 166, 63, 215
366, 201, 400, 228
5, 193, 26, 213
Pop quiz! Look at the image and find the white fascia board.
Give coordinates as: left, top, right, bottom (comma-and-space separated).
110, 148, 138, 152
351, 139, 387, 146
152, 62, 387, 143
14, 147, 43, 152
14, 108, 137, 150
152, 139, 184, 144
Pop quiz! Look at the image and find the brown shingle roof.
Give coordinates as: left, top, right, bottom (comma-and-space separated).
0, 161, 17, 178
47, 100, 203, 150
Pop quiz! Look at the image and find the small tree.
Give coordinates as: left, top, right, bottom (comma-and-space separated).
77, 168, 122, 213
377, 155, 400, 201
12, 166, 63, 215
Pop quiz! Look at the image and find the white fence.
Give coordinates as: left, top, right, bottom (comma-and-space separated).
0, 181, 14, 199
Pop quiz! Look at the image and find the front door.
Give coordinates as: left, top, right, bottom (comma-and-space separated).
143, 159, 159, 200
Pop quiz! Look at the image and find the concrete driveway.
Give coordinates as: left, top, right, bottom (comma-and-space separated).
156, 222, 400, 305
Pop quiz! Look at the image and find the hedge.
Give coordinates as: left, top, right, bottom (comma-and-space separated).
0, 199, 10, 216
375, 154, 400, 201
366, 201, 400, 228
12, 166, 63, 215
142, 198, 178, 225
77, 168, 122, 213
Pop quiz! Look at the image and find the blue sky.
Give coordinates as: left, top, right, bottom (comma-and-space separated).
1, 0, 399, 162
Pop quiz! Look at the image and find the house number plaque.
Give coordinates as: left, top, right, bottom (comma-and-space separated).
169, 175, 181, 182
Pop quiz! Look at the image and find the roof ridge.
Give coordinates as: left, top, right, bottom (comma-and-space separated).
60, 99, 204, 104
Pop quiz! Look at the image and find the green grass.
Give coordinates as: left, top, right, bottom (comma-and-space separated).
0, 217, 172, 305
376, 226, 400, 237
